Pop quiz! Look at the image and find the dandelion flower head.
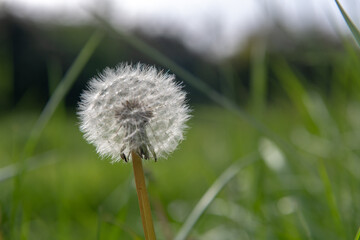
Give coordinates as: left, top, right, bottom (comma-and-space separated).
78, 63, 190, 163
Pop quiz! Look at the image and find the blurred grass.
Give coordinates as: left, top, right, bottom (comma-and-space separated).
8, 30, 104, 239
26, 30, 104, 153
1, 97, 360, 239
355, 227, 360, 240
250, 39, 267, 118
174, 153, 259, 240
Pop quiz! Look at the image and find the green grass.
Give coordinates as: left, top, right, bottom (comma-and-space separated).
7, 31, 104, 239
1, 101, 359, 239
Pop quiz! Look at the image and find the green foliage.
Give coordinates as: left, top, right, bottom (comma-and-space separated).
1, 97, 360, 239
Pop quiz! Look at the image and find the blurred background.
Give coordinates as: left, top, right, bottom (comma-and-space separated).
1, 0, 360, 239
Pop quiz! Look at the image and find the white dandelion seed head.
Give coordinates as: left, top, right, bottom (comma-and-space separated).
78, 63, 191, 163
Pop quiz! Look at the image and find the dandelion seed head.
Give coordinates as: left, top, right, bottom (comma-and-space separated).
78, 63, 191, 163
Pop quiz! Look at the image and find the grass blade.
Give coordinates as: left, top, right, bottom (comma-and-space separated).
26, 30, 104, 154
354, 227, 360, 240
335, 0, 360, 48
0, 151, 57, 182
10, 30, 103, 238
296, 210, 313, 240
272, 58, 317, 132
250, 39, 267, 117
174, 153, 259, 240
317, 159, 346, 238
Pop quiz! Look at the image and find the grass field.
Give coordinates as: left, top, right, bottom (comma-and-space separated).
1, 99, 360, 239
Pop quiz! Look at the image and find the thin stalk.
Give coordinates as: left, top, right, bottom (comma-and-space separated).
250, 38, 267, 117
317, 159, 346, 238
354, 227, 360, 240
334, 0, 360, 48
0, 151, 57, 182
27, 30, 104, 152
131, 151, 156, 240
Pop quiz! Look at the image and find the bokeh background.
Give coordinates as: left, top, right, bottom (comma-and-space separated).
1, 0, 360, 239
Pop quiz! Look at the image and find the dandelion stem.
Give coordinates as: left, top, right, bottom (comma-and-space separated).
131, 151, 156, 240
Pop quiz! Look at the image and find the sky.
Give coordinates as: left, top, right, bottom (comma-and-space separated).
1, 0, 359, 59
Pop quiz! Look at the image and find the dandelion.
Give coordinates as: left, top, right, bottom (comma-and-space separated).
78, 63, 190, 163
78, 63, 191, 239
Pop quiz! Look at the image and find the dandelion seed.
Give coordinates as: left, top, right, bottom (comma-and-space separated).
78, 63, 191, 163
